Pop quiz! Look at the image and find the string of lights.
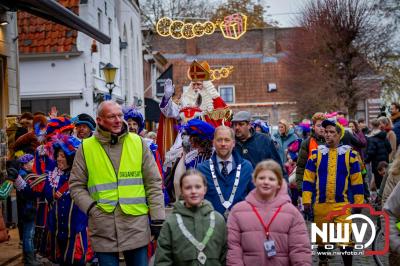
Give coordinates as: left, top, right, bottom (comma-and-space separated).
156, 13, 248, 40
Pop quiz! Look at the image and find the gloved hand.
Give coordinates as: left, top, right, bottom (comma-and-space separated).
185, 149, 199, 165
37, 144, 46, 156
150, 220, 164, 240
164, 79, 175, 99
5, 168, 19, 181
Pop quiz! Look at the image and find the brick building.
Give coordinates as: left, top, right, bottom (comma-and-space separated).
149, 27, 299, 125
149, 27, 382, 125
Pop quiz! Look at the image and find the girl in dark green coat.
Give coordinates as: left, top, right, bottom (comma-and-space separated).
155, 169, 227, 266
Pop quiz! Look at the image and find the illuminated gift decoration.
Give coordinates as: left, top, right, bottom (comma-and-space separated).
156, 13, 247, 40
220, 13, 247, 40
210, 66, 234, 81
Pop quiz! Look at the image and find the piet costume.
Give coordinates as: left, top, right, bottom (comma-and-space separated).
181, 119, 215, 169
157, 60, 232, 160
123, 106, 145, 133
166, 119, 215, 202
251, 119, 270, 134
33, 117, 73, 254
302, 119, 364, 248
15, 134, 94, 265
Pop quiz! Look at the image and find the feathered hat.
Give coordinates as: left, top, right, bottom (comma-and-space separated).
33, 114, 48, 143
46, 117, 74, 136
297, 122, 311, 133
17, 153, 34, 164
337, 117, 349, 127
122, 106, 144, 133
182, 119, 215, 141
251, 119, 269, 134
46, 134, 81, 160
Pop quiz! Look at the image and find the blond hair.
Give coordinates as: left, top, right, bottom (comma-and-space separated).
378, 116, 393, 129
311, 112, 326, 123
214, 125, 235, 140
278, 119, 291, 135
253, 160, 283, 186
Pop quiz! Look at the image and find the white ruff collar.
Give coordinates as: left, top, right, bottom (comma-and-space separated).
318, 145, 351, 155
181, 81, 220, 113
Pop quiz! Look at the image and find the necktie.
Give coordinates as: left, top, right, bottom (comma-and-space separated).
221, 161, 229, 177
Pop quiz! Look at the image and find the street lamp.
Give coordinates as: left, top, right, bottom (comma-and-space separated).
101, 63, 118, 98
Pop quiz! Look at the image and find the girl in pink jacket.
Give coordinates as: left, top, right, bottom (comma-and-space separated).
227, 160, 312, 265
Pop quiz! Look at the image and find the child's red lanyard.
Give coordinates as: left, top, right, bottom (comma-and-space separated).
249, 203, 283, 239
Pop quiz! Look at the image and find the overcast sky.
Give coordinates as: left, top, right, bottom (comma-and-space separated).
265, 0, 307, 27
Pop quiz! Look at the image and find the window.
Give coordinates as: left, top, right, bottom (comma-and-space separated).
21, 99, 70, 115
97, 9, 102, 31
108, 18, 112, 60
97, 9, 103, 57
218, 85, 235, 103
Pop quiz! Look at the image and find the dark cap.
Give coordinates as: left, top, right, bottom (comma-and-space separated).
231, 111, 251, 122
74, 113, 96, 131
321, 119, 337, 128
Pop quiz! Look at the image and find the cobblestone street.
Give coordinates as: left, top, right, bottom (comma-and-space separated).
1, 206, 390, 266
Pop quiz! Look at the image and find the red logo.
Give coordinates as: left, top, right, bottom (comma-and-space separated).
323, 203, 389, 256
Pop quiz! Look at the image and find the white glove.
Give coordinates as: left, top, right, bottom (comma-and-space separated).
164, 79, 175, 99
298, 197, 304, 211
37, 144, 46, 156
185, 149, 199, 165
14, 176, 27, 191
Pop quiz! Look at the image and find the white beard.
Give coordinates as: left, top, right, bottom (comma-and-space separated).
181, 81, 220, 113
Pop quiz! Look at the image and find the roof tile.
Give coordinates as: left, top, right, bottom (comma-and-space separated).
18, 0, 80, 54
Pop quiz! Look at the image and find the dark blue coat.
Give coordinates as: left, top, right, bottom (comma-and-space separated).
234, 130, 287, 180
393, 116, 400, 148
197, 151, 254, 216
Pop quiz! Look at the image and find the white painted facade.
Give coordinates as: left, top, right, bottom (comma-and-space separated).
19, 0, 144, 117
0, 11, 19, 121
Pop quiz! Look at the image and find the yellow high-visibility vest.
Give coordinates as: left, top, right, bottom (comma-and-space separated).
83, 133, 148, 215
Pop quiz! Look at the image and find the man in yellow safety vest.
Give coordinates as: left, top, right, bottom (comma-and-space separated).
69, 100, 165, 266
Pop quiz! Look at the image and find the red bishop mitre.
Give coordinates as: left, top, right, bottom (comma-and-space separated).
187, 60, 211, 81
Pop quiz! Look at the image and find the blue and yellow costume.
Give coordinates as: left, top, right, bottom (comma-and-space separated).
302, 144, 364, 245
